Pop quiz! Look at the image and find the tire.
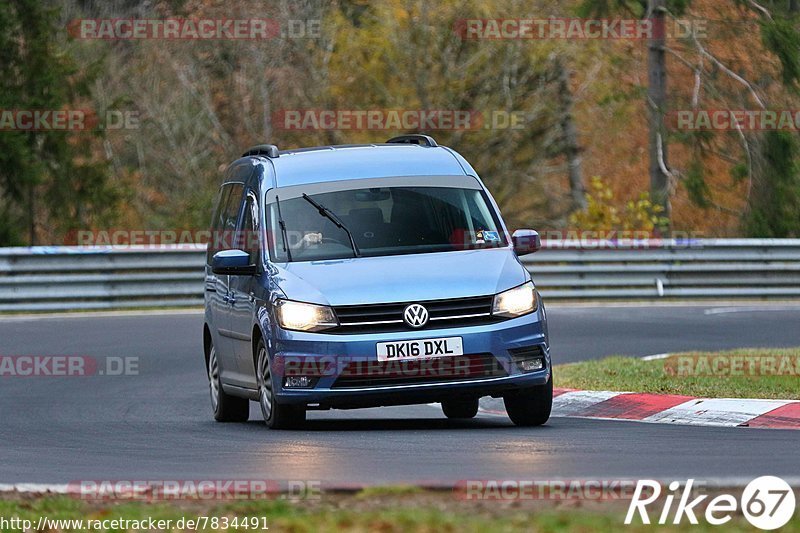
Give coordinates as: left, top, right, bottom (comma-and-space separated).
442, 398, 479, 419
208, 342, 249, 422
503, 376, 553, 427
256, 338, 306, 429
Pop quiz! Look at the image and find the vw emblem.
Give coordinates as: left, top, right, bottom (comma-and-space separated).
403, 303, 429, 328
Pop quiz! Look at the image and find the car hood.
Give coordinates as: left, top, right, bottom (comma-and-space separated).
273, 248, 529, 306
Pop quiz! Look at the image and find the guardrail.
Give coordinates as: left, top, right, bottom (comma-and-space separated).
1, 240, 799, 311
0, 247, 206, 312
524, 239, 800, 300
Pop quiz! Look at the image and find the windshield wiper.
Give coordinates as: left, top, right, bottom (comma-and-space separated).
275, 195, 292, 262
301, 193, 361, 258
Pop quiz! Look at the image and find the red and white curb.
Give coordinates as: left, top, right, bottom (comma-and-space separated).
0, 484, 71, 494
481, 389, 800, 429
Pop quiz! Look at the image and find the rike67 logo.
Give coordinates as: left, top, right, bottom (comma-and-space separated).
626, 476, 796, 530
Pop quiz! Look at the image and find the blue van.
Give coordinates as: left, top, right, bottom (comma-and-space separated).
204, 135, 551, 429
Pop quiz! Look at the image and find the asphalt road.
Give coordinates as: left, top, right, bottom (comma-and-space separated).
1, 304, 799, 486
550, 303, 800, 362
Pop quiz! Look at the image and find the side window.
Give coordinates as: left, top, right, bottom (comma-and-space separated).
209, 187, 228, 231
221, 184, 245, 232
207, 186, 230, 263
207, 183, 244, 263
238, 193, 260, 263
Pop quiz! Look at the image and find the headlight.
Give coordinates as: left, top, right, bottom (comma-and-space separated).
492, 281, 538, 318
275, 299, 338, 332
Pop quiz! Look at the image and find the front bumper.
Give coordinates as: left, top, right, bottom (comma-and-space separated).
268, 308, 550, 409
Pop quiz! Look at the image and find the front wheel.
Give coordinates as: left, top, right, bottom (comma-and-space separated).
256, 339, 306, 429
208, 343, 249, 422
503, 376, 553, 427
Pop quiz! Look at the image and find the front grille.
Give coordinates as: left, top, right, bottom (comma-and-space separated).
331, 295, 499, 334
330, 353, 508, 388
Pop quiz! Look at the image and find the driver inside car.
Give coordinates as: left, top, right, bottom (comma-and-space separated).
291, 231, 323, 250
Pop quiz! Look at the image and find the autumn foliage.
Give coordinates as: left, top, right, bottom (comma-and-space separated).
2, 0, 799, 245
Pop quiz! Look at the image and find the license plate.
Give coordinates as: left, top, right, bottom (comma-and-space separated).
376, 337, 464, 361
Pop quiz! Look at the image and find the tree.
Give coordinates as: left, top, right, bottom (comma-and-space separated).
744, 131, 800, 237
579, 0, 687, 231
647, 0, 671, 227
0, 0, 116, 245
743, 1, 800, 236
553, 54, 587, 211
581, 0, 800, 236
325, 0, 575, 228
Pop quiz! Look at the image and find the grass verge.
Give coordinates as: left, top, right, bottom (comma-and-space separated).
1, 491, 797, 532
554, 348, 800, 399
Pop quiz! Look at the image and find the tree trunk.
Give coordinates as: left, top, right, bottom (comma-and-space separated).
648, 0, 671, 229
554, 55, 587, 211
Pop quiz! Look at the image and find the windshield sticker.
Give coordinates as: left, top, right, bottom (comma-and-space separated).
483, 231, 500, 242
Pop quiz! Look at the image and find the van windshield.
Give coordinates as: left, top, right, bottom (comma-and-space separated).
268, 186, 506, 262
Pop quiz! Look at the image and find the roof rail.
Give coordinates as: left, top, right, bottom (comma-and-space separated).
242, 144, 280, 158
386, 134, 438, 147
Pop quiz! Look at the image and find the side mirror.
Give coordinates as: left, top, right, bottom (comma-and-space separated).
212, 249, 257, 276
512, 229, 541, 255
